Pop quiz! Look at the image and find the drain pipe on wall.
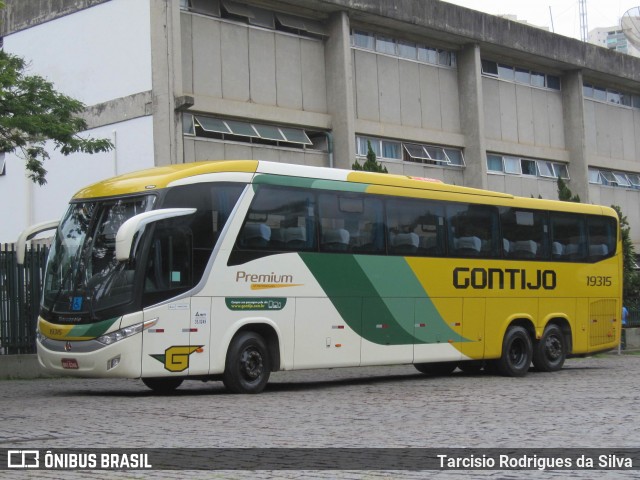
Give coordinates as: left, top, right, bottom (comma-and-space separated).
323, 131, 334, 169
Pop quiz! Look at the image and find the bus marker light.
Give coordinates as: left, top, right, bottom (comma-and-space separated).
196, 347, 204, 353
335, 344, 342, 348
148, 329, 164, 333
332, 325, 345, 329
107, 356, 121, 370
376, 324, 389, 329
416, 323, 426, 328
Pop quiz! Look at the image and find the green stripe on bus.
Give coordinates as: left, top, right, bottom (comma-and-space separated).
299, 253, 468, 345
69, 317, 120, 338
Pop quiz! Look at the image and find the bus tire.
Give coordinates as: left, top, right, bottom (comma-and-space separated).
532, 324, 566, 372
496, 326, 532, 377
223, 331, 271, 394
142, 377, 183, 393
414, 361, 457, 375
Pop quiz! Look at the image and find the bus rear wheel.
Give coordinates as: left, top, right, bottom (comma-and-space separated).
142, 377, 183, 393
532, 324, 566, 372
414, 361, 457, 375
223, 331, 271, 394
496, 326, 532, 377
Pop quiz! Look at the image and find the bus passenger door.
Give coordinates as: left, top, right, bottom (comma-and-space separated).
140, 227, 200, 378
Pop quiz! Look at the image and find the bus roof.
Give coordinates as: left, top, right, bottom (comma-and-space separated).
72, 160, 616, 217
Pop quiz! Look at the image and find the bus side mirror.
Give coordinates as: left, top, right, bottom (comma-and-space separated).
16, 219, 60, 265
115, 208, 197, 262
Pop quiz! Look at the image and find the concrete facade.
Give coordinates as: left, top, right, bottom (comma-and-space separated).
1, 0, 640, 245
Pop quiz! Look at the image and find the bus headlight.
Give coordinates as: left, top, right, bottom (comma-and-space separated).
96, 318, 158, 345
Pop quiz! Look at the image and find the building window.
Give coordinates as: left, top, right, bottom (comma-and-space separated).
481, 59, 561, 91
356, 135, 464, 167
353, 30, 374, 49
181, 0, 326, 38
589, 167, 640, 189
351, 30, 456, 68
375, 35, 396, 55
583, 82, 640, 110
487, 153, 569, 180
185, 113, 327, 150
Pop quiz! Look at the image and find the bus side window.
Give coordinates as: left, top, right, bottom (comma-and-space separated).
499, 208, 548, 260
550, 213, 587, 261
318, 192, 384, 254
447, 204, 499, 258
587, 215, 616, 261
386, 198, 445, 257
239, 186, 317, 252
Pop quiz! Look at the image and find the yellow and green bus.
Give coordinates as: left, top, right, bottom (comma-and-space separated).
20, 160, 622, 393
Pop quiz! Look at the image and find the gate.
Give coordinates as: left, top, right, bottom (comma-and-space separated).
0, 243, 49, 354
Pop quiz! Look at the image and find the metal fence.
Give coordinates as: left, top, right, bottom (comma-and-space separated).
626, 301, 640, 328
0, 243, 49, 354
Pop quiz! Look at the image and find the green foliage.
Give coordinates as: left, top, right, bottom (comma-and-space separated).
352, 140, 388, 173
557, 176, 580, 202
611, 205, 640, 303
0, 50, 113, 185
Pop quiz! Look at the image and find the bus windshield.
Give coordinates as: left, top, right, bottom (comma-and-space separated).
42, 195, 155, 321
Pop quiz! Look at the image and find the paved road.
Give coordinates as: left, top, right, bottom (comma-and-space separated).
1, 354, 639, 479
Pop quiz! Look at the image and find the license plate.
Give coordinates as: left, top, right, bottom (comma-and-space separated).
61, 358, 79, 369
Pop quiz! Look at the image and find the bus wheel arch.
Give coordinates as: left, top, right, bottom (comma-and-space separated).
235, 323, 281, 372
222, 323, 281, 394
495, 320, 534, 377
532, 320, 570, 372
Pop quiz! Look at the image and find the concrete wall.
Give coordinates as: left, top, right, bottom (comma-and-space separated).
179, 11, 330, 166
352, 51, 460, 133
181, 14, 328, 115
2, 0, 152, 106
482, 78, 565, 151
585, 100, 640, 165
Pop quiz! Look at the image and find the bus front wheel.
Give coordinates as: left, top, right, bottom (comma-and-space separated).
223, 331, 271, 394
532, 324, 566, 372
142, 377, 183, 393
496, 326, 532, 377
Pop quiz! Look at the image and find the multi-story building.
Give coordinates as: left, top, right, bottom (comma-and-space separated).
589, 25, 640, 57
1, 0, 640, 248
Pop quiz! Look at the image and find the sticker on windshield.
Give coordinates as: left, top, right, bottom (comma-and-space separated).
71, 297, 83, 311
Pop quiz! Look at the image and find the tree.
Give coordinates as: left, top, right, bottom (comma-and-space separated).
352, 140, 388, 173
0, 49, 113, 185
557, 176, 580, 203
611, 205, 640, 303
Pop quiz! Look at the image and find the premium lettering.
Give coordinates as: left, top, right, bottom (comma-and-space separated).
453, 267, 556, 290
236, 271, 293, 284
